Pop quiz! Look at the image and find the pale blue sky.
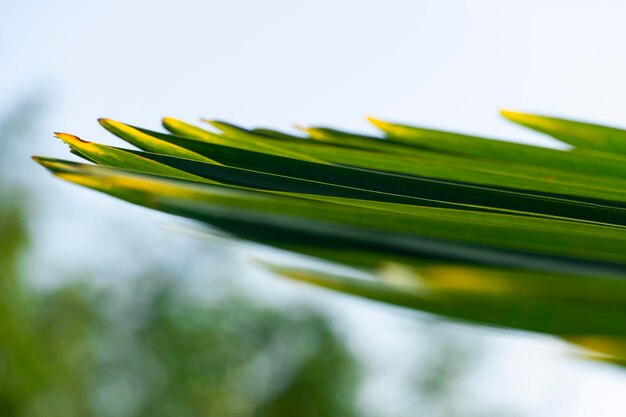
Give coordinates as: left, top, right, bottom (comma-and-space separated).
3, 1, 626, 416
5, 0, 626, 144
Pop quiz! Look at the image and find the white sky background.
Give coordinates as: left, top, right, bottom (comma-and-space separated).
3, 1, 626, 416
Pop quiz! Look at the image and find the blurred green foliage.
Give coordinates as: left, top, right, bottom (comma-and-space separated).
0, 273, 362, 417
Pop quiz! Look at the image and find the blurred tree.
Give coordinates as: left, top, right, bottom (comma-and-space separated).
91, 282, 361, 417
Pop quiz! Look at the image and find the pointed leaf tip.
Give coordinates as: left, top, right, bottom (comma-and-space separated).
32, 156, 59, 172
54, 132, 90, 146
98, 118, 122, 133
98, 118, 125, 132
30, 156, 86, 174
366, 116, 389, 130
161, 116, 178, 130
499, 109, 530, 122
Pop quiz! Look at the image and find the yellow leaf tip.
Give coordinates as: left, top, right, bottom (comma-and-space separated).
97, 118, 119, 129
500, 109, 519, 116
499, 109, 531, 122
31, 156, 73, 172
54, 132, 89, 145
32, 155, 56, 170
366, 116, 388, 129
161, 117, 179, 129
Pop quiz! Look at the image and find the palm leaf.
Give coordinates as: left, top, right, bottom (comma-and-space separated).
34, 110, 626, 364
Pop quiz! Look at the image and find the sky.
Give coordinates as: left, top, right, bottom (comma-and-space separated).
3, 1, 626, 415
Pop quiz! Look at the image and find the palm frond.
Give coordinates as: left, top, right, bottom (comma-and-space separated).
34, 110, 626, 364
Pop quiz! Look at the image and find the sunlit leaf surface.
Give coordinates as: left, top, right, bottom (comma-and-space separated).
35, 111, 626, 365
